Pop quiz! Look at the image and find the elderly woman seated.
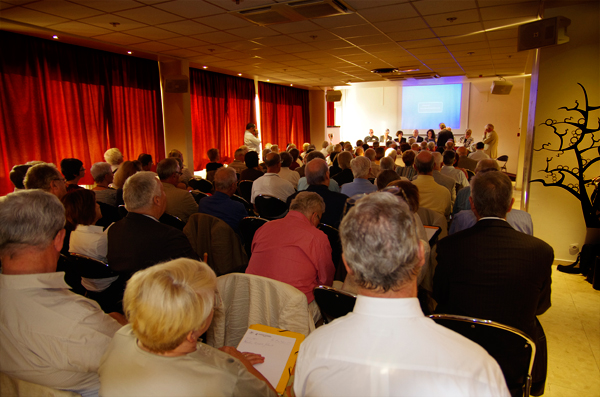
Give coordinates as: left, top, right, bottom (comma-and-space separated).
99, 258, 276, 397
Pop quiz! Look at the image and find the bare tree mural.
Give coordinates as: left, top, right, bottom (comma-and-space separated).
530, 83, 600, 228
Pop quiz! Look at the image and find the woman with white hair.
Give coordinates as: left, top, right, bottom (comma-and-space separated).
99, 258, 276, 397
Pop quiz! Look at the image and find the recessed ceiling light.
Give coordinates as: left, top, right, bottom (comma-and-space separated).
52, 35, 59, 39
238, 73, 242, 76
127, 51, 132, 55
266, 79, 270, 81
203, 66, 207, 69
290, 84, 293, 86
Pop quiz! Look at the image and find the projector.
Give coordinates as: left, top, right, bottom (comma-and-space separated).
491, 80, 513, 95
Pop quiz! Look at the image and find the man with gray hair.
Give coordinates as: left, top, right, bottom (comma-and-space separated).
107, 171, 197, 284
228, 147, 248, 174
286, 158, 348, 229
91, 162, 117, 206
0, 190, 124, 397
24, 163, 67, 199
250, 152, 295, 204
156, 157, 198, 223
104, 147, 123, 173
340, 156, 377, 197
246, 192, 334, 321
297, 151, 341, 192
294, 192, 508, 396
435, 171, 553, 396
198, 167, 248, 234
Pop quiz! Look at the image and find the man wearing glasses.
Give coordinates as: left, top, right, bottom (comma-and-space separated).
23, 162, 67, 199
156, 158, 198, 224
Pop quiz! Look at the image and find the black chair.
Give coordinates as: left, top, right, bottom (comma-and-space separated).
159, 212, 186, 230
239, 216, 269, 260
67, 252, 115, 279
57, 253, 86, 296
190, 178, 213, 194
313, 285, 356, 324
466, 168, 475, 181
318, 223, 345, 281
497, 155, 509, 172
254, 195, 288, 220
192, 190, 210, 204
231, 194, 254, 215
96, 201, 121, 229
430, 314, 536, 397
238, 180, 253, 204
117, 204, 128, 218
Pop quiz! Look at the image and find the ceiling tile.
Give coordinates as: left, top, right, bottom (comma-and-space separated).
479, 1, 540, 21
248, 46, 285, 56
226, 25, 279, 39
208, 60, 245, 68
374, 16, 429, 33
203, 0, 276, 12
130, 41, 178, 52
274, 42, 318, 53
389, 29, 436, 41
312, 13, 365, 29
78, 14, 147, 31
126, 26, 180, 41
269, 20, 320, 34
194, 13, 253, 30
159, 48, 201, 57
47, 21, 112, 37
485, 27, 519, 40
446, 41, 491, 52
265, 53, 302, 62
115, 6, 183, 26
1, 6, 69, 26
69, 1, 142, 13
358, 2, 418, 22
188, 44, 234, 54
440, 33, 487, 45
188, 55, 224, 63
280, 59, 317, 67
423, 8, 481, 28
416, 52, 454, 61
192, 31, 241, 43
488, 38, 517, 48
156, 20, 215, 36
288, 29, 338, 42
309, 39, 350, 49
251, 35, 302, 46
219, 40, 264, 51
24, 1, 103, 19
482, 16, 537, 30
158, 36, 206, 48
398, 38, 443, 48
432, 22, 484, 37
346, 35, 394, 46
361, 43, 406, 54
331, 24, 381, 38
154, 0, 226, 18
412, 0, 477, 16
91, 32, 148, 45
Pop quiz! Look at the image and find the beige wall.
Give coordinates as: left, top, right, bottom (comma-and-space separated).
527, 2, 599, 260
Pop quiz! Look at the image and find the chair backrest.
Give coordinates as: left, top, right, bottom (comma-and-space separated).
466, 168, 475, 181
239, 216, 269, 259
254, 195, 288, 220
313, 285, 357, 324
416, 207, 448, 240
496, 155, 509, 172
196, 179, 214, 194
184, 213, 248, 276
0, 372, 81, 397
159, 212, 186, 230
67, 253, 116, 279
117, 204, 128, 218
317, 223, 345, 282
231, 194, 254, 215
191, 190, 210, 204
207, 273, 314, 347
429, 314, 535, 397
238, 180, 253, 203
206, 170, 216, 183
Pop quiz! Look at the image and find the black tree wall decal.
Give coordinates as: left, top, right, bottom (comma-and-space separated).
530, 83, 600, 228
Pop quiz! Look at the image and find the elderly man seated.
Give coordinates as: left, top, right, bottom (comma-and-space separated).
157, 158, 198, 223
294, 192, 509, 397
245, 192, 334, 322
91, 162, 118, 206
198, 167, 248, 234
0, 190, 125, 397
24, 162, 67, 199
250, 152, 295, 204
340, 156, 377, 197
107, 171, 197, 284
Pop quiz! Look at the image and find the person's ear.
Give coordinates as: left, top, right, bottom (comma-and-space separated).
342, 253, 354, 276
53, 229, 66, 252
507, 197, 515, 213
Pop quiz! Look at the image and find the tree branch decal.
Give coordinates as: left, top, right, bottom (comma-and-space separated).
531, 83, 600, 228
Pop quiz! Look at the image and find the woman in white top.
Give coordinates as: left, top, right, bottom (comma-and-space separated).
99, 259, 276, 397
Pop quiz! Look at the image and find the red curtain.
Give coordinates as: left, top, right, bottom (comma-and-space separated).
327, 101, 335, 127
258, 82, 310, 148
0, 31, 164, 196
189, 68, 256, 170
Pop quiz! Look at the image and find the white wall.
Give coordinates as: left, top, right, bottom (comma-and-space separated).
527, 2, 600, 261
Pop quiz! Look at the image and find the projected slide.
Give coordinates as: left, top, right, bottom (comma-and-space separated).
401, 84, 462, 129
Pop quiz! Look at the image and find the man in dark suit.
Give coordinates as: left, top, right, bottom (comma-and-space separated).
436, 123, 454, 149
434, 170, 553, 396
287, 158, 348, 229
107, 171, 198, 283
411, 129, 424, 143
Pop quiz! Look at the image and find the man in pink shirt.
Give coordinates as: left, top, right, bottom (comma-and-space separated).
245, 192, 334, 322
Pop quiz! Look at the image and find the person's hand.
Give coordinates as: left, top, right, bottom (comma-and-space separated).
219, 346, 265, 364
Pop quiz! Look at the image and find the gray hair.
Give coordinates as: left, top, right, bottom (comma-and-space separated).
156, 158, 179, 180
471, 171, 513, 218
432, 151, 443, 168
24, 163, 60, 191
350, 156, 370, 178
104, 148, 123, 165
475, 159, 500, 173
380, 157, 395, 171
306, 150, 326, 163
306, 158, 328, 185
0, 190, 65, 257
90, 162, 112, 183
290, 191, 325, 218
214, 167, 237, 191
234, 148, 246, 159
340, 192, 420, 292
426, 141, 435, 151
123, 171, 162, 211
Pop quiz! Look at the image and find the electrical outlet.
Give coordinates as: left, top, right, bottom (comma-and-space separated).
569, 244, 579, 252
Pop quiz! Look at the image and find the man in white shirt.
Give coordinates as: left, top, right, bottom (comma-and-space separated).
243, 122, 261, 155
278, 151, 301, 188
469, 142, 491, 161
294, 192, 509, 397
440, 150, 469, 190
251, 152, 295, 204
0, 190, 125, 397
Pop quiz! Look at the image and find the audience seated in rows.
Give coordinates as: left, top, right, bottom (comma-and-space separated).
9, 163, 34, 191
440, 150, 469, 190
157, 158, 197, 223
104, 148, 123, 173
469, 142, 491, 161
24, 162, 67, 199
340, 156, 377, 197
431, 152, 456, 208
289, 148, 301, 171
206, 148, 224, 173
60, 158, 85, 192
239, 151, 263, 181
250, 152, 295, 204
294, 192, 508, 396
298, 151, 341, 193
168, 149, 194, 186
332, 151, 354, 186
91, 162, 118, 206
0, 190, 125, 397
411, 151, 451, 218
137, 153, 154, 171
278, 151, 301, 188
396, 150, 416, 180
456, 146, 478, 172
228, 147, 248, 174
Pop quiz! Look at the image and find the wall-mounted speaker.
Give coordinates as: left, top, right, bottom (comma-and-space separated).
491, 80, 513, 95
326, 90, 342, 102
164, 75, 189, 93
517, 16, 571, 52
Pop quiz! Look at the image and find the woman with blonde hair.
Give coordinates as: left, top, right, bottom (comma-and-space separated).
99, 258, 276, 396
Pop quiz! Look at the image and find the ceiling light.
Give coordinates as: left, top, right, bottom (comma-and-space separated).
52, 35, 59, 39
290, 84, 293, 86
446, 17, 457, 23
127, 51, 132, 55
238, 73, 242, 76
203, 66, 207, 69
267, 79, 270, 81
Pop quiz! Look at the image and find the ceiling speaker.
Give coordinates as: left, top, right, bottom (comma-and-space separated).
164, 76, 189, 93
326, 90, 342, 102
518, 16, 571, 52
491, 80, 513, 95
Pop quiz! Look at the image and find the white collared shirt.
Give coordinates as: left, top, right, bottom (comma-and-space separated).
294, 296, 509, 397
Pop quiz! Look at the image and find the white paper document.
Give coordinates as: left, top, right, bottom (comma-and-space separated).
237, 329, 296, 387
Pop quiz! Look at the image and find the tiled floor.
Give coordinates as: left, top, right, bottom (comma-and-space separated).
539, 265, 600, 396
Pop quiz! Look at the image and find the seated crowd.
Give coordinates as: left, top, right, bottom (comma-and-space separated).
0, 122, 551, 396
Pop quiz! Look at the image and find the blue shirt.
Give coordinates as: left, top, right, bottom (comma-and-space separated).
340, 178, 377, 197
198, 191, 247, 234
297, 177, 340, 192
